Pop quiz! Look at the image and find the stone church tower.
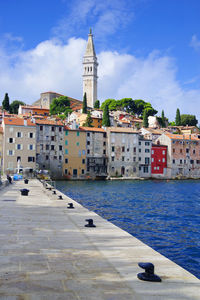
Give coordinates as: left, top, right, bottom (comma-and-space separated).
83, 29, 98, 108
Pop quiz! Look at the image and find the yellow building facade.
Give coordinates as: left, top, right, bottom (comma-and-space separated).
63, 128, 87, 179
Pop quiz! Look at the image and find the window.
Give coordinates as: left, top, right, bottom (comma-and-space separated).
59, 156, 62, 161
29, 132, 33, 138
180, 149, 182, 153
127, 148, 129, 152
28, 157, 35, 162
197, 160, 200, 164
112, 146, 115, 152
51, 145, 55, 150
152, 150, 154, 154
17, 132, 22, 138
180, 159, 182, 164
59, 127, 62, 132
8, 150, 13, 156
190, 160, 194, 164
17, 156, 21, 161
162, 150, 165, 154
82, 159, 85, 164
157, 166, 159, 170
65, 140, 68, 145
139, 141, 141, 145
172, 140, 175, 144
122, 156, 125, 161
17, 144, 21, 150
65, 158, 68, 163
173, 148, 175, 153
65, 149, 68, 155
82, 169, 85, 175
87, 132, 90, 137
133, 147, 136, 153
133, 167, 136, 172
51, 126, 55, 131
40, 126, 43, 131
143, 166, 148, 173
29, 144, 33, 150
87, 149, 90, 154
87, 141, 90, 145
103, 133, 106, 138
76, 142, 80, 146
46, 144, 49, 150
65, 131, 68, 136
139, 149, 141, 153
145, 142, 150, 146
59, 145, 62, 151
65, 169, 68, 175
51, 136, 55, 141
103, 149, 106, 154
103, 141, 106, 146
173, 159, 175, 164
145, 149, 150, 153
152, 158, 154, 162
46, 155, 49, 160
9, 138, 13, 143
82, 150, 86, 155
162, 158, 165, 163
112, 156, 114, 161
139, 157, 141, 161
54, 156, 57, 160
133, 157, 136, 162
145, 157, 150, 164
77, 132, 80, 137
186, 148, 189, 153
122, 146, 125, 152
193, 149, 195, 154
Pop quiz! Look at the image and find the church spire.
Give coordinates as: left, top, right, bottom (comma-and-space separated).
84, 28, 96, 57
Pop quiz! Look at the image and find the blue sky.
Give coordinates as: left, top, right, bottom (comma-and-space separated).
0, 0, 200, 121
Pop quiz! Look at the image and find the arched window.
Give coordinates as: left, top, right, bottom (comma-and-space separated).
90, 67, 92, 71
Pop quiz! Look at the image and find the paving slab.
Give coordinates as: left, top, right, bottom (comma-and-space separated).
0, 179, 199, 299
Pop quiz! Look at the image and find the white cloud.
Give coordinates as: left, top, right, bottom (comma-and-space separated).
0, 37, 200, 122
190, 35, 200, 52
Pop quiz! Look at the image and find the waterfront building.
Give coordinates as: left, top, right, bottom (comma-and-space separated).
36, 119, 64, 179
157, 133, 200, 178
140, 127, 163, 142
2, 117, 36, 175
80, 127, 107, 179
151, 144, 168, 178
83, 29, 98, 108
0, 127, 3, 172
18, 105, 49, 117
106, 128, 140, 178
63, 127, 87, 179
138, 137, 152, 178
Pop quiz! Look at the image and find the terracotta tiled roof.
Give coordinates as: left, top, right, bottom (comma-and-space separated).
79, 126, 105, 132
107, 127, 138, 133
21, 105, 49, 111
165, 132, 200, 141
41, 91, 64, 96
36, 119, 64, 126
3, 117, 36, 126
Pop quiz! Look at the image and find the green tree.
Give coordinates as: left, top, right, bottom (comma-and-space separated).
180, 114, 198, 126
2, 93, 10, 111
117, 98, 136, 113
101, 99, 117, 111
83, 111, 93, 127
50, 96, 72, 117
82, 93, 87, 113
102, 104, 110, 127
10, 100, 25, 114
143, 109, 148, 128
175, 108, 181, 126
94, 100, 100, 109
161, 110, 166, 127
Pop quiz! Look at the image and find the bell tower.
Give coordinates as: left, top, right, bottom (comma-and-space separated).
83, 29, 98, 108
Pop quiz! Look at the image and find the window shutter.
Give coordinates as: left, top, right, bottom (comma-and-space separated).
21, 132, 23, 138
21, 144, 23, 150
33, 144, 35, 150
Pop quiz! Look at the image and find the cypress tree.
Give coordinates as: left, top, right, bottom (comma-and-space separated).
83, 111, 93, 127
161, 110, 166, 127
143, 109, 148, 128
2, 93, 10, 111
102, 104, 110, 127
175, 108, 181, 126
82, 92, 87, 114
94, 100, 100, 109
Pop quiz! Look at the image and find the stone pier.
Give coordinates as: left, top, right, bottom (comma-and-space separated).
0, 179, 199, 299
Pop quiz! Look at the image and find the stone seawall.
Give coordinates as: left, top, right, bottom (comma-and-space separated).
0, 179, 199, 299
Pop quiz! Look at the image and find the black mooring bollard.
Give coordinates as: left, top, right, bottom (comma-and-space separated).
85, 219, 96, 227
24, 179, 29, 184
137, 262, 161, 282
20, 189, 29, 196
67, 203, 74, 209
52, 190, 56, 195
58, 195, 63, 200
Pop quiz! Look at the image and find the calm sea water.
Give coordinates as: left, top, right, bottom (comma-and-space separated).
55, 179, 200, 279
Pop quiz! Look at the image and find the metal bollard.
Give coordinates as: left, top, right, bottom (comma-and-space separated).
67, 203, 74, 209
137, 262, 161, 282
58, 195, 63, 200
85, 219, 96, 227
52, 190, 56, 195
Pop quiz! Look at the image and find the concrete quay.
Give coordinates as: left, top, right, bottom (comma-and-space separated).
0, 179, 199, 299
